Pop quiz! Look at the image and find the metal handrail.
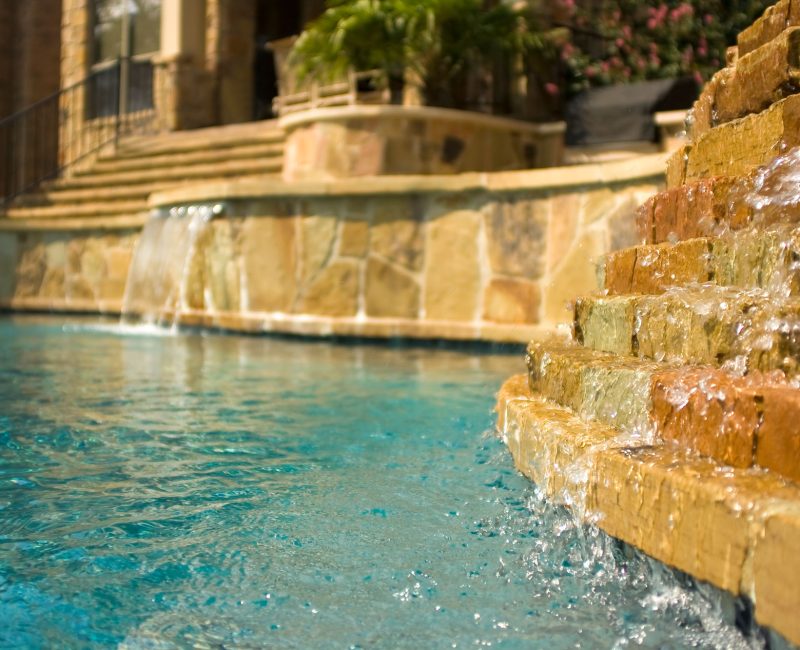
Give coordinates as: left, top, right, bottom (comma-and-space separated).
0, 57, 157, 207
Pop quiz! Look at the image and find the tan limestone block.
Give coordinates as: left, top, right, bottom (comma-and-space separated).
371, 198, 425, 271
14, 238, 46, 298
240, 216, 297, 313
689, 69, 727, 141
98, 277, 127, 302
581, 187, 616, 225
66, 237, 86, 275
298, 259, 360, 317
592, 447, 787, 595
300, 213, 338, 285
756, 385, 800, 482
495, 374, 532, 433
527, 341, 661, 434
79, 237, 108, 289
484, 199, 548, 278
717, 27, 800, 125
737, 0, 790, 56
502, 392, 625, 503
365, 257, 420, 319
666, 145, 689, 190
482, 277, 540, 324
546, 192, 580, 274
39, 268, 66, 299
66, 274, 95, 301
527, 340, 595, 413
605, 239, 712, 295
580, 357, 660, 435
651, 368, 759, 469
205, 220, 239, 312
44, 236, 67, 270
650, 177, 739, 245
574, 295, 636, 355
635, 196, 656, 243
753, 511, 800, 645
424, 210, 481, 321
338, 219, 370, 258
603, 246, 638, 294
633, 290, 761, 366
607, 193, 645, 251
633, 238, 712, 293
710, 226, 790, 290
105, 247, 133, 282
685, 95, 800, 182
542, 228, 607, 323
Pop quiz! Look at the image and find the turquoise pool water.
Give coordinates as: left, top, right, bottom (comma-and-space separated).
0, 318, 757, 649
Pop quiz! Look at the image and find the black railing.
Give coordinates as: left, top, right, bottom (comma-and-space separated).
0, 58, 156, 207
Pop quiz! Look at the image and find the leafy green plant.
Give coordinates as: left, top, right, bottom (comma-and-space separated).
289, 0, 556, 109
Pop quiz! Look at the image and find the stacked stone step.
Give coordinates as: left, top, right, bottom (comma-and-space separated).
498, 3, 800, 644
2, 120, 285, 221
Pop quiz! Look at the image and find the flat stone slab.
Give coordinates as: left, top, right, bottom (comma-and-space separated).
526, 341, 800, 482
605, 225, 800, 296
636, 176, 741, 244
497, 375, 800, 646
691, 26, 800, 140
669, 94, 800, 188
737, 0, 800, 57
575, 287, 800, 375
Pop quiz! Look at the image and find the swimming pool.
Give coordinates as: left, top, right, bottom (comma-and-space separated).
0, 318, 755, 648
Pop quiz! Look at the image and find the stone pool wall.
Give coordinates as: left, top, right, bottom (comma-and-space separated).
0, 157, 662, 342
497, 2, 800, 644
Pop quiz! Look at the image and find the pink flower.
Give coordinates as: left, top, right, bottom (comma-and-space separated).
544, 82, 559, 96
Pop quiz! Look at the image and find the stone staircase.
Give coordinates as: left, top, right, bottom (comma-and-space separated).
1, 120, 285, 223
498, 2, 800, 645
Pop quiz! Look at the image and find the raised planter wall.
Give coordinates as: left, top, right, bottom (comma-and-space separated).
280, 105, 566, 182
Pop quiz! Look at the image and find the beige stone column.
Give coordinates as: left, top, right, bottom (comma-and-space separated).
153, 0, 215, 131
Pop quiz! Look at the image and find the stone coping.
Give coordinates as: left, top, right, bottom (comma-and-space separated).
653, 109, 688, 126
0, 213, 148, 232
278, 104, 566, 135
149, 153, 667, 209
1, 298, 565, 343
135, 308, 560, 344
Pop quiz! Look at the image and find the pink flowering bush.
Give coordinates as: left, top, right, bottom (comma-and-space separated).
555, 0, 772, 96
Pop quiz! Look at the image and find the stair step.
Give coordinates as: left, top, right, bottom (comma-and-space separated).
83, 142, 284, 176
668, 94, 800, 190
525, 341, 800, 480
526, 340, 668, 437
604, 225, 800, 296
574, 286, 800, 375
47, 158, 283, 191
497, 372, 800, 598
690, 27, 800, 139
16, 173, 281, 207
114, 121, 284, 158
